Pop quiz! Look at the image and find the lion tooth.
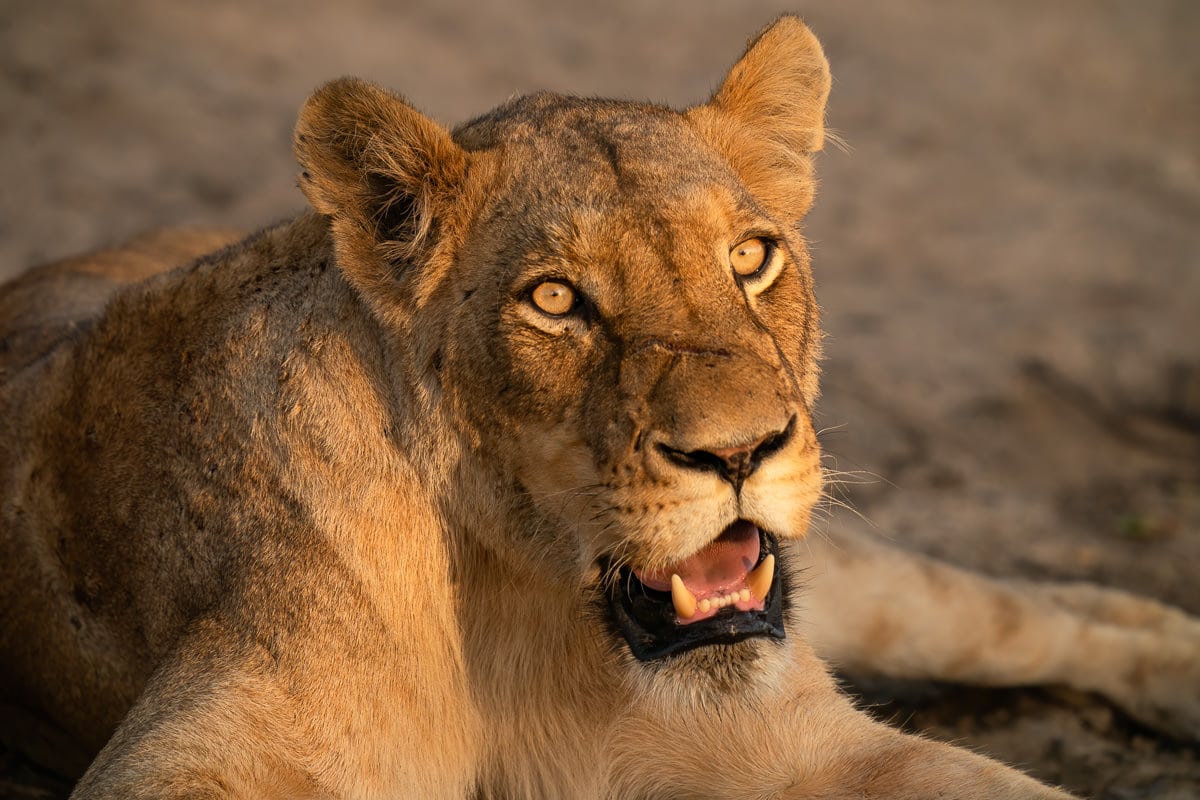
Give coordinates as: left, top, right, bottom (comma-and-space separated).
746, 554, 775, 601
739, 588, 750, 603
699, 598, 711, 613
670, 574, 697, 619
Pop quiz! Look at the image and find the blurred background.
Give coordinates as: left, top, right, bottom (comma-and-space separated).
1, 1, 1198, 796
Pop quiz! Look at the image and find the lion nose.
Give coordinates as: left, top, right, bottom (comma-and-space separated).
657, 417, 795, 492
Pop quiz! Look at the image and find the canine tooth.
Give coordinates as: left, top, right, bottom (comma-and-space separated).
746, 554, 775, 601
670, 574, 696, 619
699, 598, 711, 613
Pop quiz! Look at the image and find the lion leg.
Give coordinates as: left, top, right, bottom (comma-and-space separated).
796, 528, 1200, 739
611, 647, 1074, 799
70, 617, 479, 800
796, 729, 1075, 799
70, 644, 322, 799
778, 722, 1075, 799
1015, 579, 1200, 738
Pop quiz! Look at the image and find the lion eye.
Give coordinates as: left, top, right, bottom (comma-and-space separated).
730, 238, 769, 277
531, 281, 577, 316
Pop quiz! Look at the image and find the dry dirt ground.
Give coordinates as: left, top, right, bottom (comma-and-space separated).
1, 1, 1198, 797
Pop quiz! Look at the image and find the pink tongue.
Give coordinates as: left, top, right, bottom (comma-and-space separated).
636, 521, 761, 595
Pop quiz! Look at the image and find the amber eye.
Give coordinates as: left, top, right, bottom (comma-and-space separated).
531, 280, 577, 316
730, 238, 770, 277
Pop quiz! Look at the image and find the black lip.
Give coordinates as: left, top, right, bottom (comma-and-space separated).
603, 528, 787, 661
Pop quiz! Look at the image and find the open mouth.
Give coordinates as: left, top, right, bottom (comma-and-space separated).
603, 520, 786, 661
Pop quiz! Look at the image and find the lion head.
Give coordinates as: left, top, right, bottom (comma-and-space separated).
293, 17, 830, 672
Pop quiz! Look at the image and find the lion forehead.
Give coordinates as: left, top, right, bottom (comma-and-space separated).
459, 164, 765, 314
458, 94, 748, 209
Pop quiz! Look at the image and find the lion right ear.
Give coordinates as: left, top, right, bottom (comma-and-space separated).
294, 78, 467, 293
688, 16, 832, 220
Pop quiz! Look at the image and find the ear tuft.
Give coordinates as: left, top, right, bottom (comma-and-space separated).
689, 16, 832, 219
293, 78, 467, 277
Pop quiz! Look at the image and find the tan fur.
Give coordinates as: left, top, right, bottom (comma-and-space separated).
2, 16, 1196, 799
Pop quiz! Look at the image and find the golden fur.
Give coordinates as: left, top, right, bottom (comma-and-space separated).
2, 16, 1197, 799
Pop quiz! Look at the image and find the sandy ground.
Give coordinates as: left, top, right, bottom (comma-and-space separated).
1, 0, 1198, 797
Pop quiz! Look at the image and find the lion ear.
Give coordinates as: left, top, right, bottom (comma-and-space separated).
688, 16, 831, 218
294, 78, 467, 289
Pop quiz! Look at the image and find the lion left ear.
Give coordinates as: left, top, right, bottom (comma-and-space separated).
294, 78, 467, 296
688, 16, 832, 218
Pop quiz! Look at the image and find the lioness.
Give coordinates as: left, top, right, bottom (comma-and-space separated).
1, 15, 1197, 799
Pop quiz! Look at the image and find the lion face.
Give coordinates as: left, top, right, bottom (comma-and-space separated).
294, 19, 831, 666
447, 98, 824, 661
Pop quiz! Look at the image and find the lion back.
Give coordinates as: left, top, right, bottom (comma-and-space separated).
0, 228, 241, 377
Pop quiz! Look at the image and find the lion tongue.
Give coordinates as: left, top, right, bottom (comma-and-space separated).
635, 520, 761, 603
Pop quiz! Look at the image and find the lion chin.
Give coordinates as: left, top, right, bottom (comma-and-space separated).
0, 13, 1143, 800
